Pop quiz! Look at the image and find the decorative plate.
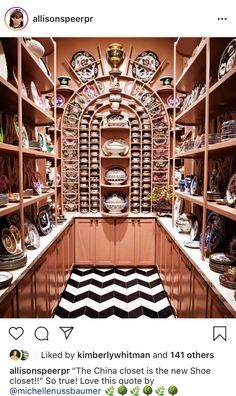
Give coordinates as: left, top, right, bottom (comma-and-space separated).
83, 84, 97, 100
167, 95, 182, 108
1, 228, 17, 254
183, 240, 200, 249
51, 94, 65, 107
9, 225, 21, 246
219, 274, 236, 290
0, 40, 8, 80
132, 51, 160, 82
190, 175, 198, 195
71, 51, 98, 83
0, 175, 11, 194
0, 272, 13, 289
38, 131, 47, 152
27, 223, 40, 249
141, 92, 156, 107
174, 197, 183, 223
22, 126, 29, 148
30, 81, 41, 106
226, 173, 236, 207
200, 212, 224, 252
37, 205, 53, 236
190, 220, 198, 241
12, 66, 27, 97
102, 139, 129, 157
32, 171, 42, 195
38, 58, 51, 76
218, 39, 236, 80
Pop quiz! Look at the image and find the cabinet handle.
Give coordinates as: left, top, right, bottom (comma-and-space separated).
131, 219, 135, 224
90, 219, 93, 224
95, 219, 98, 225
137, 219, 140, 224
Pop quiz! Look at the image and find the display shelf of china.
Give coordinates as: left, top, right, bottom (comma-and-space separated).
22, 96, 54, 125
176, 40, 206, 91
0, 202, 20, 217
175, 146, 205, 159
206, 201, 236, 222
22, 148, 55, 159
175, 190, 204, 207
209, 38, 235, 78
0, 143, 19, 154
176, 38, 203, 57
100, 184, 130, 188
175, 93, 206, 125
21, 41, 54, 93
101, 126, 130, 132
207, 138, 236, 155
22, 191, 55, 208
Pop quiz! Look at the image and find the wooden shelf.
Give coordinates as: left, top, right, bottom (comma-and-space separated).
175, 146, 205, 159
23, 191, 55, 208
101, 127, 130, 132
0, 202, 20, 216
208, 138, 236, 156
21, 41, 54, 94
0, 143, 19, 155
209, 65, 236, 113
57, 86, 74, 94
176, 93, 206, 125
22, 96, 54, 125
176, 38, 202, 57
156, 86, 173, 94
175, 190, 204, 206
0, 77, 18, 113
22, 148, 55, 159
176, 41, 206, 93
206, 201, 236, 222
100, 184, 130, 188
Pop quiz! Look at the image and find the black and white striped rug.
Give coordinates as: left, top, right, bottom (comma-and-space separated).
54, 267, 174, 319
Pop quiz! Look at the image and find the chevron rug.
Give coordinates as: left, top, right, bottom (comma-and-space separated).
54, 267, 174, 318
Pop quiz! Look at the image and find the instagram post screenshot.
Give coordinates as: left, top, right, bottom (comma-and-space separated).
0, 1, 235, 395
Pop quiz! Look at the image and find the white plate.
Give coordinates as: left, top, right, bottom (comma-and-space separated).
0, 40, 8, 80
30, 81, 41, 106
190, 220, 198, 241
0, 271, 13, 288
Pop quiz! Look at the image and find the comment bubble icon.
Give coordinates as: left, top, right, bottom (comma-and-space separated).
34, 326, 49, 341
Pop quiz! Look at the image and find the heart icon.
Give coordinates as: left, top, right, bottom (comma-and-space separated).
9, 327, 24, 340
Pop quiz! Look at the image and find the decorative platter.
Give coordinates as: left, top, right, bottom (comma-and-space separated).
132, 51, 160, 82
32, 171, 42, 195
190, 220, 198, 241
226, 173, 236, 207
183, 240, 200, 249
38, 58, 51, 76
30, 81, 41, 106
174, 197, 183, 223
219, 274, 236, 290
71, 51, 98, 83
167, 95, 182, 108
1, 228, 17, 254
0, 39, 8, 80
200, 212, 224, 252
9, 225, 21, 248
218, 39, 236, 80
190, 175, 198, 195
51, 94, 65, 107
37, 205, 53, 236
27, 223, 40, 249
0, 272, 13, 289
12, 66, 27, 97
38, 131, 47, 152
13, 115, 29, 148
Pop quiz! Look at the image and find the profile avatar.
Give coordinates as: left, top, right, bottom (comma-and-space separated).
5, 7, 28, 31
9, 349, 21, 361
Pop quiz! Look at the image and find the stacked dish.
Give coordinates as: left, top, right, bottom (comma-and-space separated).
0, 271, 13, 289
209, 253, 236, 274
221, 120, 236, 141
0, 225, 27, 270
0, 194, 8, 207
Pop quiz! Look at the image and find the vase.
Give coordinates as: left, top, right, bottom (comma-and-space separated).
106, 43, 125, 75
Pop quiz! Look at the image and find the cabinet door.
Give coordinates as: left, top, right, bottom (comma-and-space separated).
164, 235, 172, 295
191, 267, 207, 318
171, 242, 180, 316
68, 222, 75, 270
115, 219, 135, 265
75, 219, 95, 265
47, 244, 57, 317
207, 289, 233, 318
135, 219, 155, 266
159, 226, 166, 279
63, 227, 71, 280
17, 270, 36, 318
35, 256, 48, 318
0, 290, 18, 318
179, 253, 191, 318
94, 219, 115, 265
56, 236, 65, 297
155, 222, 161, 268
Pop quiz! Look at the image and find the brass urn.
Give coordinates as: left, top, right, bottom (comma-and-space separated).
106, 43, 125, 75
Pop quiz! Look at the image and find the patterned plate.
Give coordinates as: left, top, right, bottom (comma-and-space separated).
132, 51, 160, 82
9, 225, 21, 246
1, 229, 17, 254
27, 223, 40, 249
200, 212, 224, 252
218, 39, 236, 80
51, 94, 65, 107
226, 173, 236, 207
71, 51, 98, 83
37, 205, 53, 236
32, 171, 42, 195
0, 272, 13, 288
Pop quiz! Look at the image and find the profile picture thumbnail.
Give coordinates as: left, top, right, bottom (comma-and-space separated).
5, 7, 29, 31
9, 349, 21, 361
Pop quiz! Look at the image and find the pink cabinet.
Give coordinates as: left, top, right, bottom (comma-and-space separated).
191, 267, 207, 318
135, 219, 155, 265
171, 242, 180, 316
35, 256, 48, 318
179, 253, 192, 318
75, 219, 95, 264
95, 219, 115, 265
115, 219, 135, 265
17, 269, 36, 318
207, 288, 233, 318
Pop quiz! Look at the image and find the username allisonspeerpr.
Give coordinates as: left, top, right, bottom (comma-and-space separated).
33, 15, 93, 23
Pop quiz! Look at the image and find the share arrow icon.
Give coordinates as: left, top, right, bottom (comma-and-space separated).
59, 327, 74, 340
